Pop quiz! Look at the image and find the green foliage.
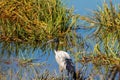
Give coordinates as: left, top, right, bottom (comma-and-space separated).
0, 0, 78, 45
79, 1, 120, 62
0, 0, 81, 79
0, 0, 80, 56
79, 1, 120, 79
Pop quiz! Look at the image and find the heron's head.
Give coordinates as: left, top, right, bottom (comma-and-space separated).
53, 37, 59, 51
53, 37, 59, 43
46, 37, 59, 43
46, 37, 59, 51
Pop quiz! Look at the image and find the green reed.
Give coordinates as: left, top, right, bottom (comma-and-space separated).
78, 1, 120, 79
0, 0, 78, 45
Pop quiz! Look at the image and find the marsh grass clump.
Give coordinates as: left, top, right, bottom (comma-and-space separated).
79, 1, 120, 79
0, 0, 78, 45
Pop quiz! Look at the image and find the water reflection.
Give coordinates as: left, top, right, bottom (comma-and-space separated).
0, 42, 57, 80
0, 40, 84, 80
0, 40, 119, 80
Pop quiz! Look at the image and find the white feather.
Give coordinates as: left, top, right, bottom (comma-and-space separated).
54, 50, 71, 71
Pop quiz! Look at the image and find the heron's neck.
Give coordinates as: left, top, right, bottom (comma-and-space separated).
54, 41, 59, 55
55, 42, 59, 51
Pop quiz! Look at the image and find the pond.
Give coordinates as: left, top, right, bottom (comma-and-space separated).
0, 0, 120, 80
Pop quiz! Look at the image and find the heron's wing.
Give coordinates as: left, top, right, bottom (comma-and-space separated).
65, 58, 76, 80
65, 59, 75, 72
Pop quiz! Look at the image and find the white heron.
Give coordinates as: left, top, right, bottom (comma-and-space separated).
51, 38, 76, 80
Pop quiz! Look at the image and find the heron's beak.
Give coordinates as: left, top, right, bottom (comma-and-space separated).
46, 39, 55, 43
47, 37, 59, 43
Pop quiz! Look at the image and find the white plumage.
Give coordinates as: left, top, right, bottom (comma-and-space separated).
54, 50, 70, 72
54, 50, 76, 80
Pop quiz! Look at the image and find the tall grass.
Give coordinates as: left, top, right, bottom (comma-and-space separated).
79, 1, 120, 79
0, 0, 80, 55
0, 0, 78, 44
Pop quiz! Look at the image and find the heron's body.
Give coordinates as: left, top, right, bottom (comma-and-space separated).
54, 50, 76, 80
46, 38, 76, 80
54, 50, 70, 72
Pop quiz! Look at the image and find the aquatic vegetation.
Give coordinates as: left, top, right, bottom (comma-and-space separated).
0, 0, 120, 80
79, 1, 120, 79
0, 0, 79, 46
0, 0, 80, 80
0, 0, 81, 57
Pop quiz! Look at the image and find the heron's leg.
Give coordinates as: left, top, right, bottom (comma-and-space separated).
59, 67, 64, 80
67, 71, 70, 80
62, 72, 64, 80
67, 71, 69, 77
